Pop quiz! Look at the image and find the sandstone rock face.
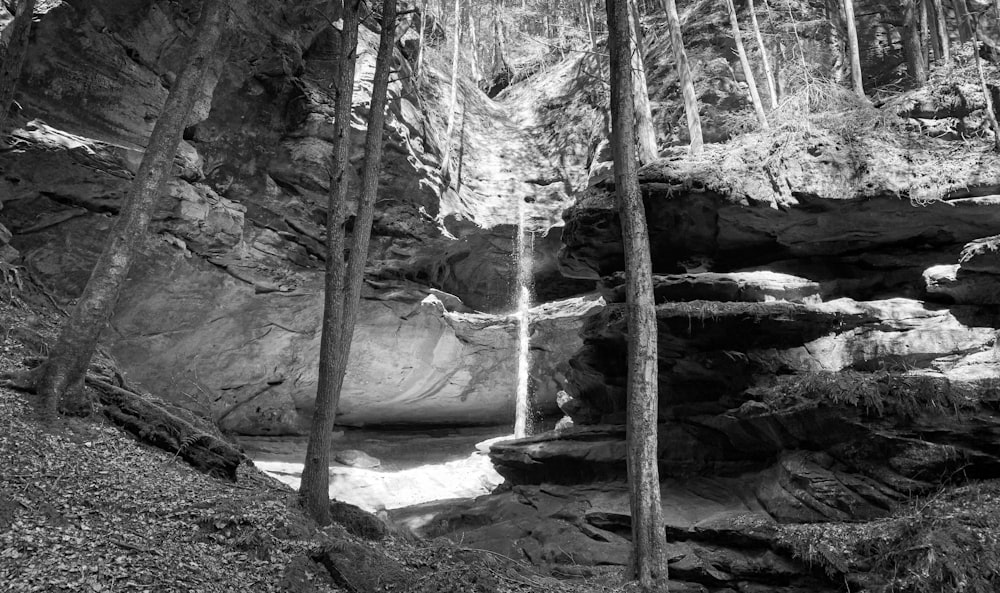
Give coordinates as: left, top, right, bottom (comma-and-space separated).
409, 106, 1000, 591
1, 0, 593, 433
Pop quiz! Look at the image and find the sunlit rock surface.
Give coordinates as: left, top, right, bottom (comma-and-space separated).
1, 0, 597, 433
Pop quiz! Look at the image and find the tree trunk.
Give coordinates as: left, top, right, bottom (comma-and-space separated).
726, 0, 769, 128
747, 0, 778, 108
34, 0, 228, 422
842, 0, 865, 97
439, 0, 462, 176
931, 0, 951, 64
903, 0, 928, 83
660, 0, 703, 154
0, 0, 36, 137
337, 0, 397, 456
606, 0, 667, 590
467, 0, 482, 83
416, 0, 427, 78
952, 0, 973, 42
629, 0, 658, 164
972, 23, 1000, 151
299, 0, 361, 526
492, 0, 510, 75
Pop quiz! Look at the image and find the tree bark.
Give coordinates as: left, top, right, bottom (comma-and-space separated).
300, 0, 361, 526
629, 0, 658, 164
903, 0, 928, 83
439, 0, 462, 176
337, 0, 397, 461
972, 21, 1000, 151
416, 0, 427, 78
952, 0, 973, 42
35, 0, 228, 422
606, 0, 667, 591
842, 0, 865, 98
931, 0, 951, 64
747, 0, 778, 108
467, 0, 482, 83
660, 0, 703, 154
492, 0, 510, 75
726, 0, 769, 128
0, 0, 36, 137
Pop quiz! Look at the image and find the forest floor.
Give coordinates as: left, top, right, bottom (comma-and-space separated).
0, 286, 632, 593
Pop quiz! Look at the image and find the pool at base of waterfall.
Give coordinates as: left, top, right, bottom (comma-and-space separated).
237, 426, 515, 512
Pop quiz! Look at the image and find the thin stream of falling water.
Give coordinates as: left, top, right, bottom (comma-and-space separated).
513, 198, 534, 438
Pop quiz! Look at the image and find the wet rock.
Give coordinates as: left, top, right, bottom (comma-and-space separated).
334, 450, 381, 469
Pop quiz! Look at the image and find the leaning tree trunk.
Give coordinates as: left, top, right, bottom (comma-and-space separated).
726, 0, 769, 128
300, 0, 361, 526
0, 0, 36, 137
35, 0, 228, 421
606, 0, 668, 590
629, 0, 658, 164
747, 0, 778, 108
931, 0, 951, 64
660, 0, 703, 154
903, 0, 928, 83
843, 0, 865, 97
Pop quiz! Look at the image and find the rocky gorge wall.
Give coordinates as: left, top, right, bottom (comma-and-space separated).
0, 0, 593, 434
414, 79, 1000, 590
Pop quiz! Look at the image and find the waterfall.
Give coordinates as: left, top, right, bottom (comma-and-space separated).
513, 198, 534, 438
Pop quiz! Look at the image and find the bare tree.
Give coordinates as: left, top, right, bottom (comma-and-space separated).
747, 0, 777, 108
416, 0, 427, 78
300, 0, 362, 525
606, 0, 668, 589
0, 0, 36, 137
930, 0, 951, 64
660, 0, 703, 154
439, 0, 462, 175
971, 13, 1000, 151
842, 0, 865, 97
903, 0, 928, 83
33, 0, 229, 420
726, 0, 769, 128
629, 0, 658, 163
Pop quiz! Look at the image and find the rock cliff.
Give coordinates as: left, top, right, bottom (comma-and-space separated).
0, 0, 592, 433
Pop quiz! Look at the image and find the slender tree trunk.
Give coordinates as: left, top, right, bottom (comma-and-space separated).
0, 0, 36, 137
606, 0, 667, 590
339, 0, 396, 420
952, 0, 973, 42
660, 0, 703, 154
34, 0, 228, 421
926, 0, 942, 60
919, 0, 930, 64
972, 20, 1000, 151
629, 0, 658, 163
747, 0, 778, 108
903, 0, 928, 83
299, 0, 361, 526
439, 0, 462, 175
416, 0, 427, 78
931, 0, 951, 64
467, 0, 482, 83
843, 0, 865, 97
726, 0, 768, 128
492, 0, 510, 74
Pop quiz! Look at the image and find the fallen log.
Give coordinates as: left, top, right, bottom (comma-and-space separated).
87, 376, 244, 481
